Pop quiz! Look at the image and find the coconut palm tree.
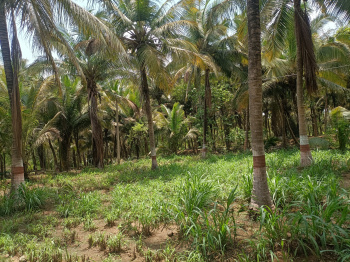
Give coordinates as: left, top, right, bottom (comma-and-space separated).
98, 0, 196, 169
42, 76, 90, 171
155, 102, 199, 154
247, 0, 273, 209
265, 0, 350, 166
104, 80, 140, 164
0, 66, 11, 178
174, 0, 239, 157
0, 0, 123, 190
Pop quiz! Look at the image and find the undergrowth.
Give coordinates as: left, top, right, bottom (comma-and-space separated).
0, 149, 349, 261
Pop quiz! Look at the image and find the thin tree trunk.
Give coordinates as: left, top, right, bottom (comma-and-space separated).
83, 153, 87, 167
0, 154, 3, 179
88, 82, 104, 168
244, 108, 250, 151
324, 89, 328, 133
104, 128, 109, 161
202, 68, 211, 158
310, 100, 318, 136
221, 106, 231, 151
247, 0, 273, 209
48, 139, 58, 171
72, 149, 77, 168
37, 145, 46, 170
140, 66, 158, 169
113, 134, 117, 158
278, 98, 287, 148
116, 101, 121, 165
0, 5, 24, 191
73, 132, 81, 169
294, 0, 313, 167
32, 151, 37, 173
3, 153, 5, 175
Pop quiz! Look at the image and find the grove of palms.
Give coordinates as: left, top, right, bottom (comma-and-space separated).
0, 0, 350, 260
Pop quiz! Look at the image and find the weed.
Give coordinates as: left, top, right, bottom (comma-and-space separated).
63, 228, 77, 244
185, 187, 238, 258
62, 217, 81, 229
105, 210, 119, 227
83, 215, 97, 231
107, 232, 125, 253
174, 172, 216, 236
57, 191, 101, 218
289, 191, 350, 257
259, 205, 290, 250
0, 184, 49, 215
89, 231, 107, 251
27, 224, 52, 239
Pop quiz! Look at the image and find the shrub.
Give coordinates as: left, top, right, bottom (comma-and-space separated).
0, 184, 49, 215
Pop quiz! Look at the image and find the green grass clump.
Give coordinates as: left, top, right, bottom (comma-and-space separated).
56, 191, 101, 218
0, 184, 50, 215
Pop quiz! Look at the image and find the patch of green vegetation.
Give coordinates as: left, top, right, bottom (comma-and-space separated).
0, 150, 349, 261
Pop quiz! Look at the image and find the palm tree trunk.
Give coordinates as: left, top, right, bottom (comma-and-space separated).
72, 149, 77, 168
32, 150, 37, 172
60, 137, 71, 171
324, 89, 328, 133
140, 66, 158, 169
278, 98, 287, 148
294, 0, 313, 167
202, 68, 211, 158
116, 101, 121, 165
37, 145, 46, 170
0, 154, 3, 179
0, 4, 24, 191
88, 82, 104, 168
247, 0, 273, 209
74, 133, 81, 169
310, 101, 318, 136
48, 139, 59, 171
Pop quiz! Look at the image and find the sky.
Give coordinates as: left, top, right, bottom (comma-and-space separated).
19, 0, 91, 63
18, 3, 338, 63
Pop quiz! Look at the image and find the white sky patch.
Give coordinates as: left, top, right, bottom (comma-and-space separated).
19, 0, 92, 63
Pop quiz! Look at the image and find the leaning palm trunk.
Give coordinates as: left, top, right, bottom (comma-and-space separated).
88, 82, 104, 168
294, 0, 315, 167
247, 0, 273, 209
140, 67, 158, 169
48, 139, 59, 171
0, 5, 24, 191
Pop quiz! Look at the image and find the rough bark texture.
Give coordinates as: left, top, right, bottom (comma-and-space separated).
88, 80, 104, 168
0, 4, 24, 191
140, 67, 158, 169
294, 0, 314, 167
247, 0, 273, 209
